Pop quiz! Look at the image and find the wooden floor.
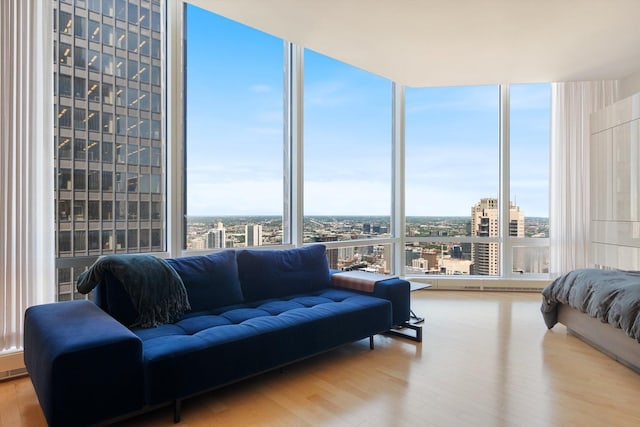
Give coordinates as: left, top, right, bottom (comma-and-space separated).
2, 291, 640, 427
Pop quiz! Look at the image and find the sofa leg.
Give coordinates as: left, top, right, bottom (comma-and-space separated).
174, 399, 181, 423
369, 335, 374, 350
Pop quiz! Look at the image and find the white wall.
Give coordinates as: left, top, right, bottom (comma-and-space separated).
618, 70, 640, 99
590, 93, 640, 269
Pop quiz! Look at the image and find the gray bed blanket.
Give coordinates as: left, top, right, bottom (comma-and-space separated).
541, 268, 640, 342
77, 254, 190, 328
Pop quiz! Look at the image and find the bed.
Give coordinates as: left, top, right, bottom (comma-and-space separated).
541, 268, 640, 373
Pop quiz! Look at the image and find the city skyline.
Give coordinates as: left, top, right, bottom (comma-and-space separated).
185, 201, 549, 276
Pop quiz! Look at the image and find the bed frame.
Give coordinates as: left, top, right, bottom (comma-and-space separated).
557, 304, 640, 373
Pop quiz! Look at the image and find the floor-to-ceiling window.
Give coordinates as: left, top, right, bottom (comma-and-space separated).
179, 6, 550, 282
53, 0, 166, 301
509, 83, 551, 275
184, 4, 285, 250
404, 84, 550, 280
405, 85, 501, 276
303, 50, 392, 271
51, 4, 551, 290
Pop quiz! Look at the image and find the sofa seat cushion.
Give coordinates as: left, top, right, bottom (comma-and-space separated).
132, 289, 392, 404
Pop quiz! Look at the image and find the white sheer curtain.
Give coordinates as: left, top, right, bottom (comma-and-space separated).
549, 81, 618, 276
1, 0, 55, 355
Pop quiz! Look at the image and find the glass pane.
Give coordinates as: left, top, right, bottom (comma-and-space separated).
303, 50, 392, 242
405, 85, 499, 276
185, 5, 284, 249
513, 246, 549, 274
510, 83, 551, 238
89, 19, 100, 43
87, 81, 100, 102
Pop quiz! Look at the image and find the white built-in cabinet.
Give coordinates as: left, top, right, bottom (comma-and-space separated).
590, 93, 640, 269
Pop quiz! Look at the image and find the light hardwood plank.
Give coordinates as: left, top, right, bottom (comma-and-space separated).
2, 291, 639, 426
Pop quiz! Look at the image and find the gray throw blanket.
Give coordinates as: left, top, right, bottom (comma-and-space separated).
77, 254, 191, 328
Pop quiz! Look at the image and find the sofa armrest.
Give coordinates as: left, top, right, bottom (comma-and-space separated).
331, 273, 410, 326
24, 300, 144, 427
370, 278, 411, 326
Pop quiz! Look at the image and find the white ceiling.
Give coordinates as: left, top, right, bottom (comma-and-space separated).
187, 0, 640, 87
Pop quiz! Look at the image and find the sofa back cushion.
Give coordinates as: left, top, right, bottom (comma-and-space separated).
237, 244, 331, 301
166, 250, 243, 312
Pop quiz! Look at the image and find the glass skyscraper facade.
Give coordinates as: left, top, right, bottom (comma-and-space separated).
53, 0, 165, 301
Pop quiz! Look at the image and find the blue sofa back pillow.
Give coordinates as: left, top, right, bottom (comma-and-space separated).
237, 244, 331, 301
166, 250, 244, 312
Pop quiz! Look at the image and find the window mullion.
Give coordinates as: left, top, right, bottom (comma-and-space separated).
499, 84, 512, 277
168, 0, 184, 256
392, 82, 405, 275
284, 42, 304, 247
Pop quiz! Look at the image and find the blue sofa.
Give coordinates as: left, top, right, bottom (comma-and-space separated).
24, 245, 410, 427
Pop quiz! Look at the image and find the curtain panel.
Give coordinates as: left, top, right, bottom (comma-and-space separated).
0, 0, 55, 355
549, 81, 618, 275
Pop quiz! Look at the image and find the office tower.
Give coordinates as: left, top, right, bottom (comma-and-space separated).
206, 222, 226, 249
53, 0, 166, 301
245, 224, 263, 247
470, 198, 524, 275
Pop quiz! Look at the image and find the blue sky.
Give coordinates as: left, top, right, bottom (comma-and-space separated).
186, 5, 550, 218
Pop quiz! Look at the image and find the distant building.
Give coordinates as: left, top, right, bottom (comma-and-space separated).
412, 258, 428, 270
338, 246, 354, 261
422, 248, 438, 271
439, 257, 472, 275
405, 248, 421, 264
319, 234, 339, 268
451, 245, 463, 259
245, 224, 263, 246
190, 238, 206, 250
206, 222, 226, 249
471, 198, 524, 275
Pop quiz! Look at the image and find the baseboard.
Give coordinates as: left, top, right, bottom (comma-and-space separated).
405, 277, 551, 291
0, 352, 26, 380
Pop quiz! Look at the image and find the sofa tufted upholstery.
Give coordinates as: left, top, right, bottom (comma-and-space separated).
24, 245, 410, 427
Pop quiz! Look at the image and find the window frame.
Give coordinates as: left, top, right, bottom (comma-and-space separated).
175, 2, 549, 282
52, 1, 550, 297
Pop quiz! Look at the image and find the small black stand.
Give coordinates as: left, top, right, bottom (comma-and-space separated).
386, 322, 423, 342
385, 281, 430, 342
410, 309, 424, 324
